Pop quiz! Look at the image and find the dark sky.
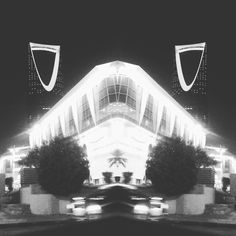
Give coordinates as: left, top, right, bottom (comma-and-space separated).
0, 1, 236, 153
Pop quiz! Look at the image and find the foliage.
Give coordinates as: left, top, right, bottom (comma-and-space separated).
17, 146, 41, 168
123, 172, 133, 184
194, 147, 217, 168
19, 137, 90, 196
146, 137, 216, 196
102, 172, 113, 184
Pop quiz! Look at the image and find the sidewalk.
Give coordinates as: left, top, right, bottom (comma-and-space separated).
0, 212, 78, 226
1, 211, 236, 227
160, 212, 236, 226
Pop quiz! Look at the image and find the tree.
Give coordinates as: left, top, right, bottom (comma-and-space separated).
18, 146, 41, 168
194, 147, 217, 168
146, 137, 216, 196
19, 137, 90, 196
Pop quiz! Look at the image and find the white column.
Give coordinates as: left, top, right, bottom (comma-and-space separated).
139, 89, 148, 125
71, 99, 79, 132
86, 89, 96, 125
169, 111, 176, 137
49, 120, 55, 138
155, 102, 164, 134
180, 119, 185, 138
59, 112, 66, 136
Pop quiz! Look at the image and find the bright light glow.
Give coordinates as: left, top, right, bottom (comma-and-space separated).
175, 42, 206, 92
133, 204, 149, 214
29, 42, 60, 92
72, 207, 86, 216
150, 197, 163, 201
86, 204, 102, 214
72, 197, 85, 201
149, 207, 163, 216
98, 183, 137, 190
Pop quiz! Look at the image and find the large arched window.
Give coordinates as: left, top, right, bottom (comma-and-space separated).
99, 75, 136, 110
98, 75, 137, 123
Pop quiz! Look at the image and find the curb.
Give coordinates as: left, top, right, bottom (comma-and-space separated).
0, 217, 79, 228
158, 218, 236, 228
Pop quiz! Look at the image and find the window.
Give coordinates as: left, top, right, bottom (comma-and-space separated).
98, 75, 136, 111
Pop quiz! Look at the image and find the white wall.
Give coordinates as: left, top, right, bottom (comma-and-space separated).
30, 194, 59, 215
174, 186, 215, 215
21, 185, 70, 215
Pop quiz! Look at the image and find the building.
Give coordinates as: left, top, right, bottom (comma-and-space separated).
28, 42, 64, 125
28, 61, 207, 185
172, 42, 208, 124
0, 146, 30, 189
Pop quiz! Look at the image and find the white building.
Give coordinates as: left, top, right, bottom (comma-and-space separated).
0, 146, 30, 189
28, 61, 207, 185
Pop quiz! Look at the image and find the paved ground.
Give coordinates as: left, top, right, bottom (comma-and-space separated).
1, 211, 236, 226
1, 214, 236, 236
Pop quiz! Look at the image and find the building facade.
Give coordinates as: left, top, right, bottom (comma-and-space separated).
29, 61, 207, 184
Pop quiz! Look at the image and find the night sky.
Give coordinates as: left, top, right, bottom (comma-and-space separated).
0, 1, 236, 153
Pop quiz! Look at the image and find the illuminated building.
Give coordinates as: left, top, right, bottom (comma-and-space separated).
172, 42, 208, 124
29, 61, 207, 184
205, 145, 236, 190
28, 43, 64, 125
0, 146, 30, 189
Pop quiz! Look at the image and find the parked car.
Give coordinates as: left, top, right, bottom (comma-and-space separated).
66, 183, 168, 218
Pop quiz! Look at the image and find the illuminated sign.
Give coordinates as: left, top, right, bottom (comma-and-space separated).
175, 42, 206, 92
29, 42, 60, 92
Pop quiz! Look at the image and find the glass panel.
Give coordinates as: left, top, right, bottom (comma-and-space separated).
119, 94, 126, 103
109, 94, 116, 103
120, 85, 128, 94
108, 86, 116, 94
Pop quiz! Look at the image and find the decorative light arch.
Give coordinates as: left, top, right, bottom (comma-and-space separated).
29, 42, 60, 92
175, 42, 206, 92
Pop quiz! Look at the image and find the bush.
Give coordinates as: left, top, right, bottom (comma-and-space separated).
19, 137, 90, 196
146, 137, 215, 196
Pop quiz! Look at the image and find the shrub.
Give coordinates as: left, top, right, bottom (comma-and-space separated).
146, 137, 216, 196
19, 137, 90, 196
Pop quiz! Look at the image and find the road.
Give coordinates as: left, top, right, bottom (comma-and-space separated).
0, 216, 236, 236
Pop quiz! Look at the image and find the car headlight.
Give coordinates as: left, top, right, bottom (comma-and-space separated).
133, 204, 149, 214
86, 204, 102, 214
